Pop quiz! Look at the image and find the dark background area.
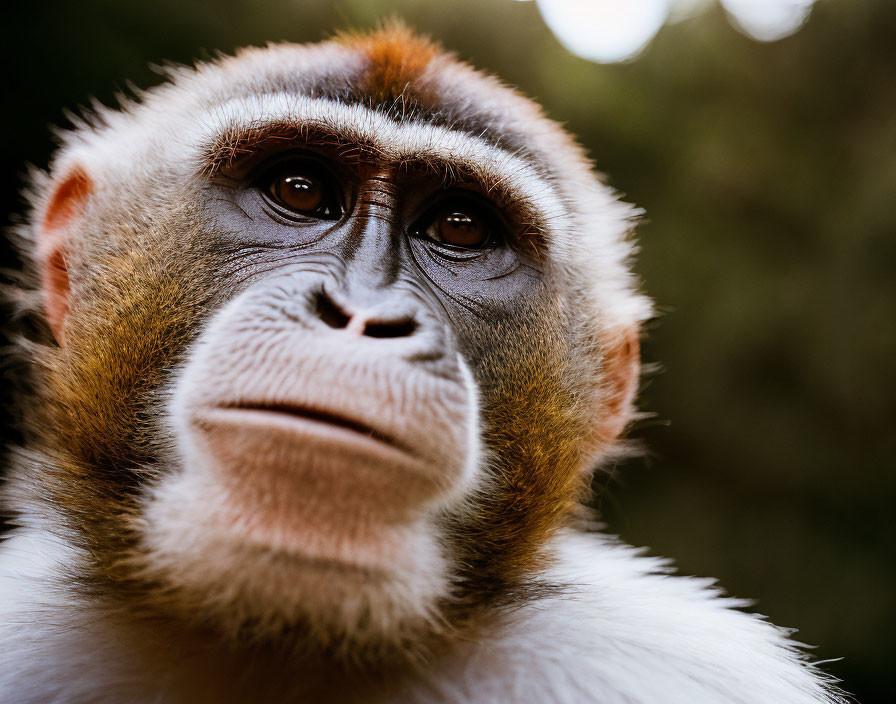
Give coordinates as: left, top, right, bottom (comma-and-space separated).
1, 0, 893, 701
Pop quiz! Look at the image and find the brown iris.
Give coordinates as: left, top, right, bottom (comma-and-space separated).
435, 211, 487, 247
271, 174, 323, 214
263, 161, 342, 220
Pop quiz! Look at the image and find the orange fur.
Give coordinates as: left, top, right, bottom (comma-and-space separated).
337, 22, 440, 106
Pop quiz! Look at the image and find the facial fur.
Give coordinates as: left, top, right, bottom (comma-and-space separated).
3, 25, 649, 662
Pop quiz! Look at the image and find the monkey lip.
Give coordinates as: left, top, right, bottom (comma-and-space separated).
207, 403, 415, 457
187, 401, 459, 560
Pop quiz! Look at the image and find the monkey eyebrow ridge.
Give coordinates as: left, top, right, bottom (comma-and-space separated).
194, 93, 565, 240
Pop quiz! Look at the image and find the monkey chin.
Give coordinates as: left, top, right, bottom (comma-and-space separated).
139, 479, 449, 651
136, 439, 461, 654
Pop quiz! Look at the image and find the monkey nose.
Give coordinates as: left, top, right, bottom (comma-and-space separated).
313, 288, 418, 339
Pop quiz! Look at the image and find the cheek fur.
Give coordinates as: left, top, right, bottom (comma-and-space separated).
27, 216, 220, 573
43, 238, 215, 469
444, 292, 598, 595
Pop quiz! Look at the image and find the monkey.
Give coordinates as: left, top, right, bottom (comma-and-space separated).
0, 25, 845, 704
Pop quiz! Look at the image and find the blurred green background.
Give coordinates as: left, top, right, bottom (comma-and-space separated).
1, 0, 893, 701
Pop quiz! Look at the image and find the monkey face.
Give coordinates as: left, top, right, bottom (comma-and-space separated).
164, 154, 544, 525
19, 28, 648, 656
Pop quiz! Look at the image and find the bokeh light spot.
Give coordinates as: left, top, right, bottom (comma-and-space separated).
535, 0, 670, 64
720, 0, 817, 42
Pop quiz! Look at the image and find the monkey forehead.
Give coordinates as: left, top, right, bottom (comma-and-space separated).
209, 32, 559, 163
147, 39, 577, 221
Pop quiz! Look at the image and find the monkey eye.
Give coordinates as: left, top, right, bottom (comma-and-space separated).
413, 198, 502, 249
263, 162, 342, 220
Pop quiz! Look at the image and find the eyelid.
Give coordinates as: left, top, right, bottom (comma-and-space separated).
246, 147, 338, 180
255, 154, 333, 189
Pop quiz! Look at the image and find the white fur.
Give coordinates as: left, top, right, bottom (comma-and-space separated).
0, 528, 843, 703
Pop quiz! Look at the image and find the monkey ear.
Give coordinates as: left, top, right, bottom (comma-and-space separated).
595, 326, 641, 445
36, 166, 93, 344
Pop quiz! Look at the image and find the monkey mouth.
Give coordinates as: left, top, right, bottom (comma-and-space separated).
189, 401, 453, 525
210, 402, 414, 457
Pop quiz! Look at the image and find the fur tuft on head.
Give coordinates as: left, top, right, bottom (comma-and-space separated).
335, 20, 441, 106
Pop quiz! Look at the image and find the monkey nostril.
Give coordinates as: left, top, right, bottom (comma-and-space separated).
362, 318, 418, 339
313, 291, 416, 338
314, 291, 351, 330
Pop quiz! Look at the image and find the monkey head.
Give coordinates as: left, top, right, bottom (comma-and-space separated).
11, 26, 649, 658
